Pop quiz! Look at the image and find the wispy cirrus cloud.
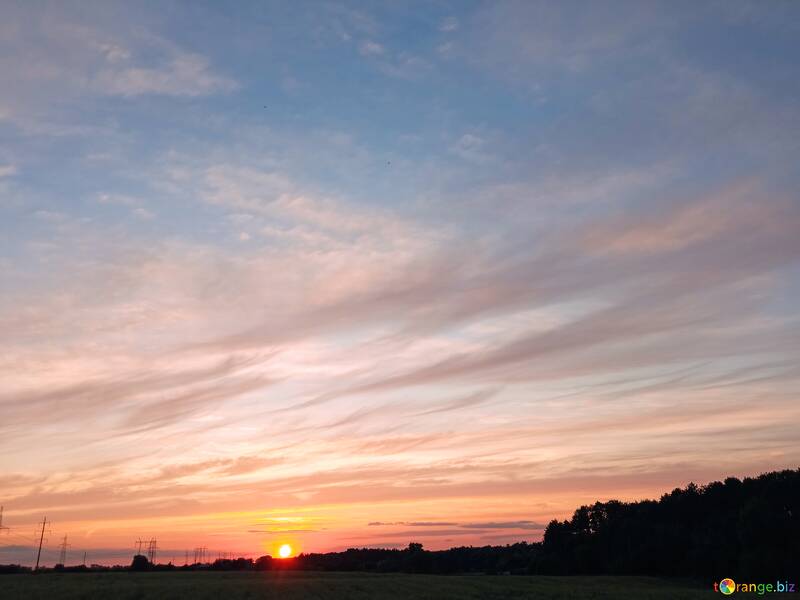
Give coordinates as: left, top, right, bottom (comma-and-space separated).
93, 51, 237, 97
0, 5, 236, 133
1, 0, 798, 566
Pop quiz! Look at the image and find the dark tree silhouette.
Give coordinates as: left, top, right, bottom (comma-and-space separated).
130, 554, 151, 571
3, 469, 795, 578
534, 469, 799, 578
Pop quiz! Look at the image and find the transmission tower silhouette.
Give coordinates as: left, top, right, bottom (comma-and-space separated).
0, 506, 9, 535
193, 546, 208, 564
147, 538, 158, 563
57, 534, 70, 566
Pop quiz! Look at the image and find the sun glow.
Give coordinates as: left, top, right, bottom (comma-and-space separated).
278, 544, 292, 558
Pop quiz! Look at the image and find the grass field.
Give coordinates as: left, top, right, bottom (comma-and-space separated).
0, 571, 711, 599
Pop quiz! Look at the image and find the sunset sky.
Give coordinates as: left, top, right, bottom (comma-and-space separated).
1, 1, 799, 566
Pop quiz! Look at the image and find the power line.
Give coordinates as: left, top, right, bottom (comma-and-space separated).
6, 529, 37, 545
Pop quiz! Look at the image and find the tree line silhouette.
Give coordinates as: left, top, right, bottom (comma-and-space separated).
537, 468, 798, 578
2, 469, 796, 577
212, 469, 800, 578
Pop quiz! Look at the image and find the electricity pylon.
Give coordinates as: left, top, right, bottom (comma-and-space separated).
147, 538, 157, 563
0, 506, 8, 534
57, 535, 70, 565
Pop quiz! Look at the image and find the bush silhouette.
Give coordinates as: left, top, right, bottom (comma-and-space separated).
130, 555, 151, 571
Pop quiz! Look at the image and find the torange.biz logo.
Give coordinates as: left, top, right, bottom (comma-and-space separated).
714, 578, 797, 595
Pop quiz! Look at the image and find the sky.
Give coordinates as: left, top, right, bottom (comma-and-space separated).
1, 0, 799, 566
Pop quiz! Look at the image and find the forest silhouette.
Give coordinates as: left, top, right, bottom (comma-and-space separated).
264, 469, 798, 578
3, 469, 796, 578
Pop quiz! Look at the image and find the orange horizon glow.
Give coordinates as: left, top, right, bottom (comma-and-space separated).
3, 462, 794, 566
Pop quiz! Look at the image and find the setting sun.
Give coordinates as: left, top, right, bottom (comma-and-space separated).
278, 544, 292, 558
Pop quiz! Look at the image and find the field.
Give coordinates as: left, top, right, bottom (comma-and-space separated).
0, 572, 711, 599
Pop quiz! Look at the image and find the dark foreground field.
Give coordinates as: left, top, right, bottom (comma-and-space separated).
0, 572, 710, 599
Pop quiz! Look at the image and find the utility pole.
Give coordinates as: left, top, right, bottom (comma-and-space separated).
185, 550, 188, 566
83, 551, 87, 567
34, 517, 49, 571
135, 539, 146, 555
